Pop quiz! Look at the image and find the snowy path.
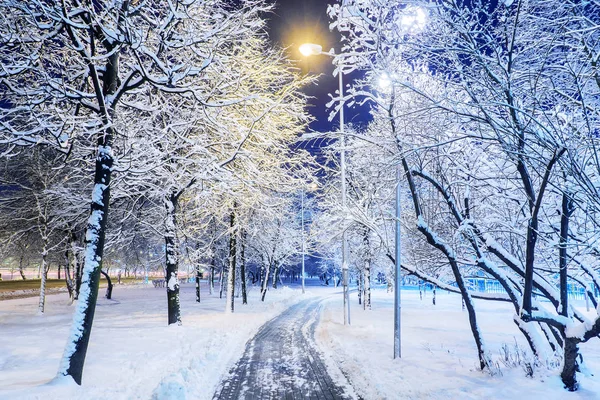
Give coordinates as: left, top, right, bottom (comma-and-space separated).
213, 296, 357, 400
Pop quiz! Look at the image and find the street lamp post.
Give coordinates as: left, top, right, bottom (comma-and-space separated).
301, 183, 318, 294
301, 188, 306, 294
300, 43, 350, 325
394, 164, 402, 359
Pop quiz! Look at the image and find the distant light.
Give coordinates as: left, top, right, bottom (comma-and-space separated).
399, 7, 427, 32
299, 43, 323, 57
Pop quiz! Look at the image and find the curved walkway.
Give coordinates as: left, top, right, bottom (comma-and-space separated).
213, 297, 357, 400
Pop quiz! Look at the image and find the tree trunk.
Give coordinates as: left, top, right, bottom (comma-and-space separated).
561, 336, 580, 391
58, 264, 61, 280
560, 192, 577, 390
240, 229, 247, 305
195, 267, 201, 303
58, 133, 114, 385
219, 266, 225, 299
164, 193, 181, 325
226, 210, 237, 313
261, 263, 271, 302
209, 266, 215, 295
100, 270, 113, 300
272, 265, 279, 289
64, 249, 75, 300
559, 192, 573, 318
19, 255, 26, 280
358, 271, 362, 306
72, 232, 83, 300
365, 261, 371, 310
38, 243, 49, 314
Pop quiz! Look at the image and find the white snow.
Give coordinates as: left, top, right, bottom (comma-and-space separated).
316, 286, 600, 399
2, 282, 599, 399
0, 282, 303, 399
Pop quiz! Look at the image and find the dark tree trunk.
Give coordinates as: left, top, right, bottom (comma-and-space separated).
240, 229, 247, 305
195, 267, 201, 303
219, 266, 225, 299
164, 193, 181, 325
272, 265, 279, 289
64, 249, 74, 300
226, 209, 237, 313
522, 150, 565, 314
60, 124, 114, 385
58, 264, 61, 280
365, 262, 371, 310
100, 270, 113, 299
19, 255, 26, 280
560, 192, 577, 389
559, 192, 573, 318
561, 337, 580, 391
358, 271, 362, 306
74, 239, 83, 300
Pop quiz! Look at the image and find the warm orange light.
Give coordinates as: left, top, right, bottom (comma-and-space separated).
299, 43, 323, 57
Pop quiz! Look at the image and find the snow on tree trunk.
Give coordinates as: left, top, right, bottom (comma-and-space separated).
261, 263, 271, 302
226, 210, 237, 313
209, 266, 215, 295
37, 248, 48, 314
58, 143, 113, 385
219, 266, 225, 299
164, 194, 181, 325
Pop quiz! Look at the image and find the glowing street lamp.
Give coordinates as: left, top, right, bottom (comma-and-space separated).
300, 42, 351, 326
299, 43, 324, 57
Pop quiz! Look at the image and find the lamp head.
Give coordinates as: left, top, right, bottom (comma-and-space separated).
299, 43, 323, 57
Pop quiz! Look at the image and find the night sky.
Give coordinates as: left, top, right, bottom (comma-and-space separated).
266, 0, 370, 139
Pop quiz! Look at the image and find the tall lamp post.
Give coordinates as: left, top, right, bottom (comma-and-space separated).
301, 183, 318, 294
378, 6, 427, 360
300, 43, 350, 325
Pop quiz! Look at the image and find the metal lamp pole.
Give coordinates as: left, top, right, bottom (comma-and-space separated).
300, 43, 350, 325
301, 188, 306, 294
394, 165, 402, 358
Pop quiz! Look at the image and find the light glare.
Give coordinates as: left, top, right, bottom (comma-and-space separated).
399, 7, 427, 32
299, 43, 323, 57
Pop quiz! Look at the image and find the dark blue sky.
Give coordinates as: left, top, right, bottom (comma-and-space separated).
267, 0, 370, 140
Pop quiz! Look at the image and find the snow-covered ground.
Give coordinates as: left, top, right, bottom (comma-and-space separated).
316, 286, 600, 400
2, 281, 599, 399
0, 281, 305, 400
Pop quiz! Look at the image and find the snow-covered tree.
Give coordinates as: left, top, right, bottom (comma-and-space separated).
329, 0, 600, 390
